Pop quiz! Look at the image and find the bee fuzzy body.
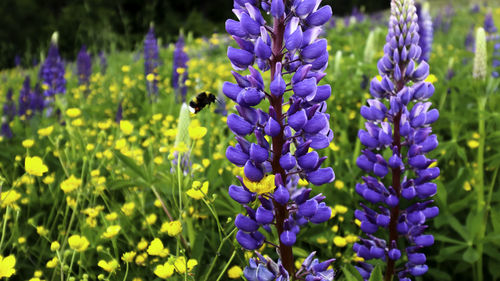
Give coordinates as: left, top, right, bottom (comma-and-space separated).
189, 92, 217, 114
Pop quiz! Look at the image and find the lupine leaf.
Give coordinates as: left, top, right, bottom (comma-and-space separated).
368, 265, 383, 281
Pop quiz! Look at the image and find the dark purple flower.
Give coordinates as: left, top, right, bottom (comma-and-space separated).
416, 4, 433, 62
484, 11, 498, 35
172, 35, 189, 103
144, 26, 159, 97
18, 76, 31, 117
76, 45, 92, 86
39, 43, 66, 97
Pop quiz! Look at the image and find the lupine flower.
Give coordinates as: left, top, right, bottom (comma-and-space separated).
354, 1, 439, 280
416, 3, 433, 62
76, 45, 92, 86
484, 11, 498, 35
39, 41, 66, 97
18, 76, 31, 117
473, 27, 487, 81
144, 26, 160, 97
172, 35, 189, 103
465, 25, 475, 53
352, 7, 365, 23
99, 51, 107, 74
116, 100, 123, 123
1, 88, 16, 139
225, 0, 335, 278
14, 55, 21, 67
29, 83, 45, 113
492, 43, 500, 78
470, 4, 480, 13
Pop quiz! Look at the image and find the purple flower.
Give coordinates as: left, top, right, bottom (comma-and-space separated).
172, 35, 189, 103
465, 25, 476, 53
1, 88, 15, 139
225, 0, 335, 279
99, 51, 107, 74
76, 45, 92, 86
39, 43, 66, 97
18, 76, 31, 117
355, 1, 439, 280
144, 26, 159, 97
416, 4, 433, 62
484, 11, 498, 35
493, 43, 500, 78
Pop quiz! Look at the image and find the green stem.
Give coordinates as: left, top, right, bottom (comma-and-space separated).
201, 227, 237, 281
122, 262, 129, 281
215, 250, 237, 281
0, 206, 10, 251
476, 96, 486, 281
66, 251, 76, 281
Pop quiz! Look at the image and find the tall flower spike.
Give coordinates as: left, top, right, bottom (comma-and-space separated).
172, 35, 190, 103
355, 1, 439, 280
1, 88, 16, 139
76, 45, 92, 87
18, 76, 31, 118
99, 51, 108, 75
144, 26, 160, 98
225, 0, 335, 279
415, 3, 433, 62
473, 27, 487, 81
39, 41, 66, 98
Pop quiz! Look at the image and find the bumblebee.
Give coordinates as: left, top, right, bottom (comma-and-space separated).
189, 92, 217, 114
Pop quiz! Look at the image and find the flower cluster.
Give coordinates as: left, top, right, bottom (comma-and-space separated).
484, 10, 498, 39
172, 35, 189, 103
39, 43, 66, 97
144, 26, 159, 97
415, 3, 433, 62
1, 89, 15, 138
493, 43, 500, 78
354, 0, 439, 280
77, 45, 92, 86
224, 0, 335, 278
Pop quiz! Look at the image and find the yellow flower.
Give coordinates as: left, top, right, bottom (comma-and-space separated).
154, 262, 175, 279
60, 175, 81, 193
68, 235, 90, 252
50, 241, 60, 251
22, 139, 35, 148
105, 212, 118, 221
1, 190, 21, 208
146, 213, 157, 225
66, 108, 81, 118
98, 259, 118, 273
102, 225, 121, 239
0, 255, 16, 278
329, 142, 340, 152
188, 125, 207, 140
120, 120, 134, 135
121, 65, 130, 72
243, 174, 275, 194
36, 226, 48, 236
468, 140, 479, 149
333, 236, 347, 247
186, 181, 209, 200
425, 74, 438, 83
25, 156, 49, 177
43, 174, 55, 184
334, 205, 348, 214
46, 257, 58, 268
160, 220, 183, 237
121, 202, 135, 216
18, 237, 26, 244
334, 180, 345, 190
121, 251, 136, 263
137, 238, 148, 251
146, 73, 156, 82
227, 265, 243, 279
176, 67, 186, 74
147, 238, 169, 257
71, 118, 83, 127
463, 181, 472, 191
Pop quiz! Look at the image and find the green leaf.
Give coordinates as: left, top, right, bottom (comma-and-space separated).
368, 265, 383, 281
433, 234, 467, 245
293, 247, 310, 258
445, 213, 471, 241
462, 247, 480, 264
113, 150, 149, 182
342, 264, 364, 281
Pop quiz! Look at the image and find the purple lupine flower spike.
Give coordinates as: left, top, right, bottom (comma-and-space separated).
29, 83, 45, 113
115, 100, 123, 124
484, 11, 498, 35
144, 25, 160, 98
40, 43, 66, 98
465, 25, 475, 53
18, 76, 31, 118
492, 43, 500, 78
1, 88, 16, 139
416, 3, 433, 62
172, 35, 189, 103
225, 0, 335, 279
355, 1, 439, 280
14, 55, 21, 68
76, 45, 92, 87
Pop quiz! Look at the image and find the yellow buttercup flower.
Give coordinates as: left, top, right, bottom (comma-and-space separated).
102, 225, 121, 239
188, 125, 207, 140
98, 259, 118, 273
425, 74, 438, 83
50, 241, 60, 251
333, 236, 347, 247
186, 181, 209, 200
121, 65, 130, 72
160, 220, 183, 237
68, 235, 89, 252
60, 175, 82, 193
1, 190, 21, 208
468, 140, 479, 149
22, 139, 35, 148
121, 251, 136, 263
243, 174, 275, 194
120, 120, 134, 135
0, 255, 16, 278
154, 262, 175, 279
334, 180, 345, 190
173, 256, 197, 274
146, 73, 156, 82
147, 238, 169, 257
25, 156, 49, 176
46, 257, 58, 268
227, 265, 243, 279
66, 108, 81, 118
121, 202, 135, 216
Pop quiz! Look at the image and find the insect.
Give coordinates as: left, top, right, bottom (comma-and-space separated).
189, 92, 217, 114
